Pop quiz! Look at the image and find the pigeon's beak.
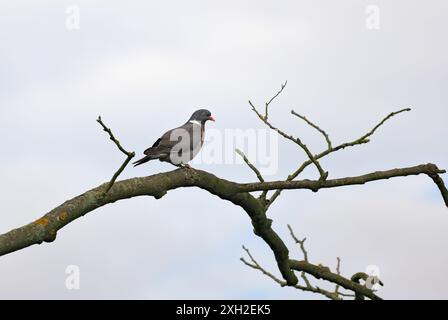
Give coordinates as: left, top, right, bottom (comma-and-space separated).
208, 115, 215, 122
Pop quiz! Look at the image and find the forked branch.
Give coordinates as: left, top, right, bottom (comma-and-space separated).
241, 226, 373, 300
97, 116, 135, 194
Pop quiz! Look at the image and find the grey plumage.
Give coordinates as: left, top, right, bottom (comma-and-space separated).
133, 109, 215, 167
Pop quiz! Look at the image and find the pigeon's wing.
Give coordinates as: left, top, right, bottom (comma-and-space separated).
151, 138, 162, 148
143, 137, 162, 155
144, 123, 194, 156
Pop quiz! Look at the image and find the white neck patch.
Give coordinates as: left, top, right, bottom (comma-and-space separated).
189, 120, 201, 125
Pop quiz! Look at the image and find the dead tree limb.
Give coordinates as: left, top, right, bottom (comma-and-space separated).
0, 84, 446, 299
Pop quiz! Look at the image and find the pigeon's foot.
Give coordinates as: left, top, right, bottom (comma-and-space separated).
171, 163, 194, 170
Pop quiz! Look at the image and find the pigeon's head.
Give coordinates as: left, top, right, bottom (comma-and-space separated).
189, 109, 215, 124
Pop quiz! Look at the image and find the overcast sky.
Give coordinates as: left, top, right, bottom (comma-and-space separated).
0, 0, 447, 299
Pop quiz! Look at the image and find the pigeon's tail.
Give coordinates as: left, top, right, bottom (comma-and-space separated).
133, 155, 154, 167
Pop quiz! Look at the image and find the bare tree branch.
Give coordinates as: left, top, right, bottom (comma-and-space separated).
241, 245, 342, 300
267, 107, 412, 208
351, 272, 384, 300
359, 108, 411, 142
236, 149, 264, 183
97, 116, 135, 194
97, 116, 134, 157
266, 161, 309, 209
0, 164, 446, 257
0, 168, 300, 285
0, 88, 444, 300
239, 163, 447, 201
291, 110, 332, 149
287, 226, 354, 299
264, 81, 288, 120
289, 260, 382, 300
287, 224, 308, 262
249, 100, 328, 181
334, 257, 341, 295
428, 173, 448, 207
242, 229, 379, 300
240, 245, 285, 285
236, 149, 268, 202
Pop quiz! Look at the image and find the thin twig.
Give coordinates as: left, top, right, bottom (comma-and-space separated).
97, 116, 135, 194
266, 162, 309, 209
235, 149, 268, 202
97, 116, 134, 157
241, 246, 341, 300
291, 110, 332, 149
360, 108, 411, 141
338, 292, 356, 298
249, 100, 328, 181
287, 224, 308, 262
300, 271, 312, 288
266, 108, 412, 207
236, 149, 264, 183
265, 81, 288, 120
334, 257, 341, 295
241, 245, 286, 285
286, 226, 381, 300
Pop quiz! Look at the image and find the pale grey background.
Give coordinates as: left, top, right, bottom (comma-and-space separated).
0, 0, 447, 299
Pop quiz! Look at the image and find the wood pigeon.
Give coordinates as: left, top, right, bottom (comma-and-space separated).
133, 109, 215, 167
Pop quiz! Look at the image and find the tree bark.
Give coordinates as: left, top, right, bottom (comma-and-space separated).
1, 163, 446, 292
